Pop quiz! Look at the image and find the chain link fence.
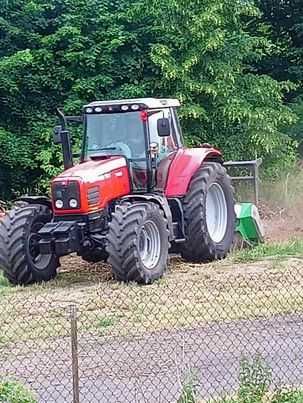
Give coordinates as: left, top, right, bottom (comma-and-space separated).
0, 254, 303, 402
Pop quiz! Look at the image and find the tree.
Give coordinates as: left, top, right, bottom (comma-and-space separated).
254, 0, 303, 154
128, 0, 297, 167
0, 0, 298, 199
255, 0, 303, 88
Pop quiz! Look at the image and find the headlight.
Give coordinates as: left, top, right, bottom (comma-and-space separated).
55, 200, 64, 209
69, 199, 78, 208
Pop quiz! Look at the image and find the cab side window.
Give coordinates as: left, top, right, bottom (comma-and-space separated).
148, 110, 177, 160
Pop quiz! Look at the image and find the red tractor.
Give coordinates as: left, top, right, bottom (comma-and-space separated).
0, 98, 235, 285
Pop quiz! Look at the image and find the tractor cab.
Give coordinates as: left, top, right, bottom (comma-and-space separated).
82, 98, 182, 192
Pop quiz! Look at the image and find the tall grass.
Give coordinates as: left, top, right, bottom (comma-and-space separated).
260, 168, 303, 211
0, 272, 9, 288
178, 357, 303, 403
233, 239, 303, 263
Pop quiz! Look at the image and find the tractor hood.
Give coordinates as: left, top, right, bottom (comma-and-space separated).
52, 155, 131, 214
54, 156, 128, 183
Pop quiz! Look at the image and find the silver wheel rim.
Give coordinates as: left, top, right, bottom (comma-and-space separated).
206, 183, 228, 243
139, 221, 161, 269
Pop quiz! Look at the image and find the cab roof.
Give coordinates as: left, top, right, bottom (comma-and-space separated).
85, 98, 181, 109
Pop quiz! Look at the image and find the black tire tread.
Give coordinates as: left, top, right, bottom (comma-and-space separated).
107, 203, 169, 284
181, 162, 235, 263
0, 204, 59, 285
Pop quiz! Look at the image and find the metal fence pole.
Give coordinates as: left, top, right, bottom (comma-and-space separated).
69, 304, 80, 403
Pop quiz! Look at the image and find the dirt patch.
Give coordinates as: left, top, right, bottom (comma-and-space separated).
263, 214, 303, 242
257, 169, 303, 242
260, 199, 303, 242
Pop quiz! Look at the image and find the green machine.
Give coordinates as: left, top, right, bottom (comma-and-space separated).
224, 159, 265, 247
235, 203, 265, 246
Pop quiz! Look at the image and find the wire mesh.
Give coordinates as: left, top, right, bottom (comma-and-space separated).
0, 293, 73, 402
0, 254, 303, 402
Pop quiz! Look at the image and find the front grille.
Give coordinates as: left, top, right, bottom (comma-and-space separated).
52, 181, 81, 209
88, 186, 100, 206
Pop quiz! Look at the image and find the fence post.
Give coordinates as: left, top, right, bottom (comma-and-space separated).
68, 304, 80, 403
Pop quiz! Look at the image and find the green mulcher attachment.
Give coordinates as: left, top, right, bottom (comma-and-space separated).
224, 159, 265, 248
235, 203, 265, 247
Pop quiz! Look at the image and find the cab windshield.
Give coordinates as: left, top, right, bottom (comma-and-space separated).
84, 112, 146, 160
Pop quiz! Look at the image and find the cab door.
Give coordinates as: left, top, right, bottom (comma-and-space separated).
147, 108, 180, 192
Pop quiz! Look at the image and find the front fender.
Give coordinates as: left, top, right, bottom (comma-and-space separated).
121, 194, 174, 241
18, 196, 52, 211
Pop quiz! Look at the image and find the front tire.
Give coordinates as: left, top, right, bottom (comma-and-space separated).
107, 203, 169, 284
181, 162, 235, 262
0, 204, 59, 285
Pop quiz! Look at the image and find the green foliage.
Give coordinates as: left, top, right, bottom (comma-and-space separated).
0, 0, 299, 199
0, 380, 37, 403
271, 389, 303, 403
178, 357, 303, 403
206, 357, 272, 403
233, 238, 303, 263
177, 371, 198, 403
219, 388, 303, 403
252, 0, 303, 167
284, 96, 303, 156
141, 0, 297, 176
0, 272, 9, 289
98, 316, 116, 328
237, 357, 271, 403
255, 0, 303, 90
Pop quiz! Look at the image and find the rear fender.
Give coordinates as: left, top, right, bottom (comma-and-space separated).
121, 194, 174, 241
165, 148, 223, 198
18, 196, 53, 211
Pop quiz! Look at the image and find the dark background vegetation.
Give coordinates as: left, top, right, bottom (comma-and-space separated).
0, 0, 302, 199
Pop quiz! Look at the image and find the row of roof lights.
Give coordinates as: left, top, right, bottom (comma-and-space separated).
85, 104, 141, 114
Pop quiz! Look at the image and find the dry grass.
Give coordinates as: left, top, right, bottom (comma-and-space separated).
0, 248, 303, 346
234, 168, 303, 242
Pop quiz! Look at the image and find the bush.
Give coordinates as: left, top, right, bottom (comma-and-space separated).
0, 380, 37, 403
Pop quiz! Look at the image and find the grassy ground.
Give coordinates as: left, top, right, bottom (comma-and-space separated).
233, 238, 303, 262
0, 239, 303, 347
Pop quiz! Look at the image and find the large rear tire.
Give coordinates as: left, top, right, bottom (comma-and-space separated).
180, 162, 235, 262
0, 204, 59, 285
107, 203, 169, 284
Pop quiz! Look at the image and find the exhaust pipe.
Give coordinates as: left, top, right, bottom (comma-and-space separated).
54, 109, 73, 170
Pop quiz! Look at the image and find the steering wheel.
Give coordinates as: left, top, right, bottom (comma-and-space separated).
111, 142, 132, 159
89, 142, 132, 159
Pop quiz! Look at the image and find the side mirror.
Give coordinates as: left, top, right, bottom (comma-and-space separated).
157, 118, 171, 137
53, 126, 63, 145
